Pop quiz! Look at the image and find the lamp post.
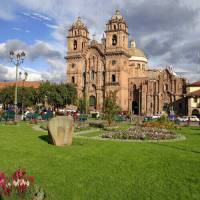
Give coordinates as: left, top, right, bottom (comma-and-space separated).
19, 71, 28, 120
10, 50, 26, 121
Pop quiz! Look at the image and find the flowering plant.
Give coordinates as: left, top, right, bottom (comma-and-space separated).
0, 168, 35, 199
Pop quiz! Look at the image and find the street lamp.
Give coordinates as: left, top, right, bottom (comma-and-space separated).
19, 71, 28, 119
10, 50, 26, 120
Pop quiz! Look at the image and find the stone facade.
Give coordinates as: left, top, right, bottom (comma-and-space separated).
66, 10, 186, 115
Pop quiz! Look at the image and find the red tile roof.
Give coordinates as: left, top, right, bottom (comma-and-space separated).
188, 81, 200, 87
187, 89, 200, 97
0, 81, 41, 89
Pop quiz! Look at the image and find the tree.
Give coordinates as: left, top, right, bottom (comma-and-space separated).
0, 86, 36, 108
77, 97, 88, 114
103, 91, 121, 126
37, 81, 77, 108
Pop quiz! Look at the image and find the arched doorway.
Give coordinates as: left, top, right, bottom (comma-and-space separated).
192, 109, 200, 117
89, 96, 96, 109
132, 101, 139, 115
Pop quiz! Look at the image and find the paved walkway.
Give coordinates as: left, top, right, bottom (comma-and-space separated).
75, 128, 100, 135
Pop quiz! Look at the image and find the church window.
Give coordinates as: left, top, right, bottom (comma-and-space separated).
112, 74, 116, 82
112, 60, 116, 65
112, 34, 117, 46
114, 24, 117, 30
82, 42, 84, 50
72, 63, 75, 68
164, 84, 168, 91
91, 70, 95, 80
89, 96, 96, 106
137, 64, 141, 68
73, 40, 77, 50
71, 76, 75, 83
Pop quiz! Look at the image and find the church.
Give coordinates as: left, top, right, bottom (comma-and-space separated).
66, 10, 186, 116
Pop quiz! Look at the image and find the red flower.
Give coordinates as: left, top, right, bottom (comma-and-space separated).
0, 172, 6, 187
12, 168, 26, 180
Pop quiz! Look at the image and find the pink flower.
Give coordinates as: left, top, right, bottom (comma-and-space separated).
12, 168, 26, 180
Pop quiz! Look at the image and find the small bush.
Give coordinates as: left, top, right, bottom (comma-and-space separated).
89, 122, 104, 129
142, 120, 180, 130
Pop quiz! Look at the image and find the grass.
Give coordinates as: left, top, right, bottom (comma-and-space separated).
0, 123, 200, 200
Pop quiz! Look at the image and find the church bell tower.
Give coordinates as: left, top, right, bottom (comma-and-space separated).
104, 10, 130, 111
66, 17, 90, 97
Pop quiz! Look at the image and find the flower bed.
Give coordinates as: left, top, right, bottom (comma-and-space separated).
102, 126, 177, 140
0, 168, 45, 200
142, 121, 180, 130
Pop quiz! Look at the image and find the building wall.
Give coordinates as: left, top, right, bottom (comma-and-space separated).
187, 85, 200, 116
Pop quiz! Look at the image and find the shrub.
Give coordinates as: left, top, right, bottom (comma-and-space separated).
89, 122, 104, 129
142, 120, 180, 130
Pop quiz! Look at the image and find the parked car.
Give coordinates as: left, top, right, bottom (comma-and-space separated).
189, 116, 200, 122
177, 116, 189, 122
152, 115, 161, 119
90, 111, 100, 119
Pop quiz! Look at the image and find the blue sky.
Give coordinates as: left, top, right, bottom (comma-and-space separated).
0, 0, 200, 82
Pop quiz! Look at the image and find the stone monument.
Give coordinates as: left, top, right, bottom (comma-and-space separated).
48, 116, 74, 146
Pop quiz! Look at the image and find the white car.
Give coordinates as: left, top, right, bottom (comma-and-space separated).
177, 116, 188, 122
189, 116, 200, 122
152, 115, 161, 119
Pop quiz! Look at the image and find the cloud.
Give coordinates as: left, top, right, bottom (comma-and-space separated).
29, 41, 62, 60
0, 64, 8, 81
32, 12, 52, 21
1, 0, 200, 82
0, 39, 62, 61
12, 27, 22, 31
22, 12, 52, 22
0, 40, 65, 82
12, 27, 30, 33
0, 64, 42, 82
0, 0, 16, 20
45, 24, 59, 29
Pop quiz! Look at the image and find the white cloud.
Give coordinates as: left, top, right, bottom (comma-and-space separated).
0, 64, 42, 82
12, 27, 22, 31
1, 0, 200, 83
32, 12, 52, 21
22, 12, 52, 22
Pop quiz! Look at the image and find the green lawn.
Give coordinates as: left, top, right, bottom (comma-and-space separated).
0, 123, 200, 200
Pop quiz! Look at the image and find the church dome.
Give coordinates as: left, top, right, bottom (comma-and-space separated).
129, 40, 148, 62
71, 17, 88, 30
111, 10, 124, 21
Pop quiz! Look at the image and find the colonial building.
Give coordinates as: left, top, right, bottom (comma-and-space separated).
66, 10, 186, 115
186, 81, 200, 117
